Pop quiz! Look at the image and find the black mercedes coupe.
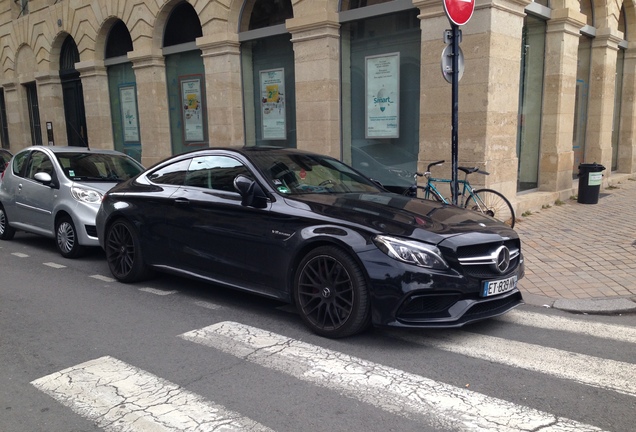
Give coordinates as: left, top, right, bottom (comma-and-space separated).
96, 147, 524, 338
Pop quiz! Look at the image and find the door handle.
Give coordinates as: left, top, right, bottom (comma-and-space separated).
174, 197, 190, 206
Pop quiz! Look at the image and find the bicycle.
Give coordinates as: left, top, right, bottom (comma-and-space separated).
403, 160, 516, 228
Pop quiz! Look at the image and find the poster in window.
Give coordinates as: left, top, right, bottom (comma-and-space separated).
260, 68, 286, 140
181, 76, 204, 142
365, 53, 400, 139
119, 85, 140, 143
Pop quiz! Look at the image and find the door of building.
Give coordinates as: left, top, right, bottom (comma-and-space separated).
60, 36, 88, 147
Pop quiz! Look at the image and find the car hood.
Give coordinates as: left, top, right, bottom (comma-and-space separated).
286, 192, 517, 244
72, 181, 120, 195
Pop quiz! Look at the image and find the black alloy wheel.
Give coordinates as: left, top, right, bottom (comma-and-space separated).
0, 204, 16, 240
56, 216, 85, 258
105, 219, 152, 283
294, 246, 370, 338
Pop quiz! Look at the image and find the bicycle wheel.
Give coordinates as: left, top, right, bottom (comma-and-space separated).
424, 187, 444, 202
465, 189, 515, 228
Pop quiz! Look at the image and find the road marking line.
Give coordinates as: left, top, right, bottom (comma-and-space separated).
395, 330, 636, 398
139, 287, 178, 296
180, 321, 605, 432
43, 262, 66, 269
11, 252, 29, 258
497, 309, 636, 344
31, 356, 274, 432
194, 300, 222, 310
90, 274, 115, 282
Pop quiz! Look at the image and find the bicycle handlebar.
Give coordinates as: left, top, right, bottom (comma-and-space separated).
427, 160, 445, 171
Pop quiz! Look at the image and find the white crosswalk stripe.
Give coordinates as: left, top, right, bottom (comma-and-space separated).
30, 309, 633, 432
394, 330, 636, 398
179, 321, 607, 432
497, 309, 636, 344
31, 356, 274, 432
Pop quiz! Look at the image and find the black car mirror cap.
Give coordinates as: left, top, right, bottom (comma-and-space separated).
234, 174, 267, 209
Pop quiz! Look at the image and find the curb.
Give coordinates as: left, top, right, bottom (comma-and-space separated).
521, 292, 636, 315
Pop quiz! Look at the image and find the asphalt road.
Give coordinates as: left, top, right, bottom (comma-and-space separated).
1, 232, 635, 432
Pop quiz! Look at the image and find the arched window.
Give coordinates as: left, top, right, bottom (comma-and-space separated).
240, 0, 296, 148
105, 20, 140, 161
516, 1, 549, 191
573, 0, 595, 174
612, 6, 627, 171
163, 1, 207, 155
340, 0, 421, 193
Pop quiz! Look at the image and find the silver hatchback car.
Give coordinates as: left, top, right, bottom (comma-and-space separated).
0, 146, 144, 258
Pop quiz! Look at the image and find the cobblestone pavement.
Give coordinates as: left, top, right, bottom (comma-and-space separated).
515, 176, 636, 306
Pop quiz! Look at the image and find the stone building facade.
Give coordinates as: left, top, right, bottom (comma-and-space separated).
1, 0, 634, 214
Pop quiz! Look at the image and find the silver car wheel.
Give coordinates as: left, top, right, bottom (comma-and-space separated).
57, 220, 76, 253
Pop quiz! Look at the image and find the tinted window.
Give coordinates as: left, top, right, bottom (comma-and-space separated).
249, 150, 381, 195
55, 152, 143, 182
185, 156, 249, 192
148, 159, 190, 185
12, 151, 29, 177
26, 151, 54, 180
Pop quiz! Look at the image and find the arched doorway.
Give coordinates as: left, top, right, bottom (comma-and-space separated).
164, 1, 207, 155
60, 35, 88, 147
240, 0, 296, 148
105, 20, 140, 161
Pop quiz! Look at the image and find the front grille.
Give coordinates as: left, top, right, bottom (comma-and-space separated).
397, 294, 461, 319
453, 239, 521, 279
85, 225, 97, 238
464, 292, 523, 319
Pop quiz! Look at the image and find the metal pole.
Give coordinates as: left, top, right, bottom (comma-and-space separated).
451, 23, 459, 205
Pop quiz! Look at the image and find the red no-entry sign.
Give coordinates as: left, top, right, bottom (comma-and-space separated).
443, 0, 475, 26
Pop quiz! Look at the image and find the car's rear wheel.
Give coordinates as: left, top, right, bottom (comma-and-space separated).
0, 204, 16, 240
105, 219, 152, 283
56, 216, 85, 258
294, 246, 371, 338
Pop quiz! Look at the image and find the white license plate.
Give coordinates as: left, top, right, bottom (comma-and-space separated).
482, 275, 517, 297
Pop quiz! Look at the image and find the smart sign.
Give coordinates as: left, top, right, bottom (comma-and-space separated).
443, 0, 475, 26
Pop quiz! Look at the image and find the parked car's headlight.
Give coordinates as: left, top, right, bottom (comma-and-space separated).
373, 235, 448, 270
71, 185, 102, 204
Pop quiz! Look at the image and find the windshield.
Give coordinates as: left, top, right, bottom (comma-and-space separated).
55, 152, 144, 182
249, 150, 382, 195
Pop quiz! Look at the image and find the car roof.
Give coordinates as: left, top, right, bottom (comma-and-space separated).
18, 146, 127, 156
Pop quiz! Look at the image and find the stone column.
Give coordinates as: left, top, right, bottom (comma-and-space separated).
197, 35, 244, 146
287, 12, 341, 158
584, 28, 622, 173
33, 72, 67, 147
1, 81, 28, 151
617, 48, 636, 173
75, 60, 113, 150
415, 0, 530, 201
539, 6, 586, 196
129, 51, 172, 167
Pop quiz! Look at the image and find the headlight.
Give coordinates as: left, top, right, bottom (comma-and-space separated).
373, 235, 448, 270
71, 185, 102, 204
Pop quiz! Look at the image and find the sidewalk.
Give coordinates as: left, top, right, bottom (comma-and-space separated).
515, 176, 636, 314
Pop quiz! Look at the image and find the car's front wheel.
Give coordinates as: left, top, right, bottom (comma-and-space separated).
56, 216, 85, 258
294, 246, 371, 338
0, 204, 16, 240
105, 219, 152, 283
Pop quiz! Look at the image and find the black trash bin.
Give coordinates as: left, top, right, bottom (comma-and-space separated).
577, 162, 606, 204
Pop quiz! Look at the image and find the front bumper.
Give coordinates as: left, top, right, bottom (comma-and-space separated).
359, 247, 525, 328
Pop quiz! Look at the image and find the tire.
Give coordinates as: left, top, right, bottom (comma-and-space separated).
465, 189, 516, 228
105, 218, 152, 283
425, 187, 444, 202
0, 204, 16, 240
294, 246, 371, 338
56, 215, 86, 258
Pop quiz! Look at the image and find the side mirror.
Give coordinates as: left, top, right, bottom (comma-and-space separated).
233, 174, 268, 209
34, 172, 54, 186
